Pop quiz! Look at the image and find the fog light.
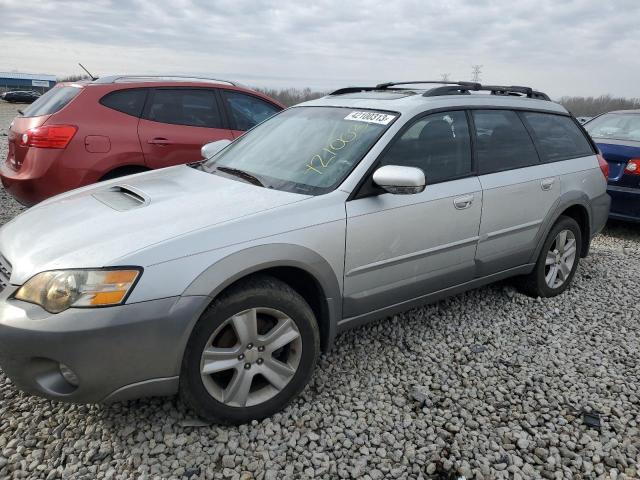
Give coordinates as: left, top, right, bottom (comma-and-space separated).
59, 363, 79, 387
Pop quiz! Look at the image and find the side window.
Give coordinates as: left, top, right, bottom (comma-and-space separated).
222, 91, 280, 131
521, 112, 594, 162
473, 110, 540, 174
147, 89, 224, 128
379, 111, 472, 184
100, 89, 147, 117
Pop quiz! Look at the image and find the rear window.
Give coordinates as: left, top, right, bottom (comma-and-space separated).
100, 88, 147, 117
522, 112, 594, 162
21, 86, 82, 117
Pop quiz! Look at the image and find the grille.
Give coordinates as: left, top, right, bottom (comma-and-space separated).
0, 255, 11, 292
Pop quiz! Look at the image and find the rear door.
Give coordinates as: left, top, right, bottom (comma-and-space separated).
473, 109, 559, 276
138, 88, 233, 169
221, 90, 282, 138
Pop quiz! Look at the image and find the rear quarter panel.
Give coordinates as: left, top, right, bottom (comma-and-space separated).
48, 86, 146, 185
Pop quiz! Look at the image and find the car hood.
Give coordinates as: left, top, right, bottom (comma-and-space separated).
0, 166, 310, 284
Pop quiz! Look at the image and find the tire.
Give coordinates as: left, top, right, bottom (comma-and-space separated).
179, 274, 320, 424
517, 215, 582, 298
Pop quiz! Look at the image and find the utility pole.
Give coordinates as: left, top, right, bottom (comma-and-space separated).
471, 65, 482, 83
440, 73, 450, 82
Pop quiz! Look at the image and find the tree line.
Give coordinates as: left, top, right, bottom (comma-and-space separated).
558, 95, 640, 117
55, 76, 639, 115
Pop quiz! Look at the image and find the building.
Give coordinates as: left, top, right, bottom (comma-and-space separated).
0, 72, 57, 93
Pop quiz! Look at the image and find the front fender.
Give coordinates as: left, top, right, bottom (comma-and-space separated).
182, 243, 343, 350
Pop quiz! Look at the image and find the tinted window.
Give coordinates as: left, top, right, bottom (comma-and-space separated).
100, 89, 147, 117
21, 86, 82, 117
585, 113, 640, 142
523, 112, 593, 161
473, 110, 539, 174
147, 89, 223, 128
379, 111, 472, 183
223, 91, 280, 131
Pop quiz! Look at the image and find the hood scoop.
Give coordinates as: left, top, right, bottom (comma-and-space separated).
92, 185, 149, 211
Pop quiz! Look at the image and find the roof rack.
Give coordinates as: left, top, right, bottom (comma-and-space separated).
329, 80, 550, 100
329, 81, 480, 96
423, 83, 550, 100
376, 80, 482, 89
93, 75, 237, 86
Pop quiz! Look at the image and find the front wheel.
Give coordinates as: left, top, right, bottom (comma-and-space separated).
179, 275, 320, 424
517, 215, 582, 298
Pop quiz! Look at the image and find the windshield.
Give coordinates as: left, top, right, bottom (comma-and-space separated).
201, 106, 397, 195
585, 113, 640, 142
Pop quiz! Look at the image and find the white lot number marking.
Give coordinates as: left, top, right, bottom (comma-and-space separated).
344, 111, 396, 125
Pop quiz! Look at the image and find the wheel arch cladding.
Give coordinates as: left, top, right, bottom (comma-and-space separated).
182, 244, 342, 352
530, 192, 592, 264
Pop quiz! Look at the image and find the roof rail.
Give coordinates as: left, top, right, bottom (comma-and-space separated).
375, 80, 481, 90
329, 86, 378, 96
93, 75, 237, 86
329, 80, 550, 101
328, 81, 479, 96
423, 83, 550, 100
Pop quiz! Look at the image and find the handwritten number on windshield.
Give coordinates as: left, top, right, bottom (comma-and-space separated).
306, 123, 369, 174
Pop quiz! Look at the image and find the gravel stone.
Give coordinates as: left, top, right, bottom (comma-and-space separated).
1, 101, 639, 478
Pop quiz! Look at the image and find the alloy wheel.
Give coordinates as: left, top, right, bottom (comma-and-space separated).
199, 307, 302, 407
544, 229, 577, 289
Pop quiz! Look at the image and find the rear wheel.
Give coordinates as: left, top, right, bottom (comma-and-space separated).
179, 275, 320, 424
517, 215, 582, 297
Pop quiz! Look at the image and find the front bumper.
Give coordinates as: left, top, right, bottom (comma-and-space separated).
0, 286, 209, 403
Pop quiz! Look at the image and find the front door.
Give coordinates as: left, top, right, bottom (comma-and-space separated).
343, 110, 482, 319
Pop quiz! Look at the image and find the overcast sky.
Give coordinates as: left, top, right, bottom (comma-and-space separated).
0, 0, 637, 98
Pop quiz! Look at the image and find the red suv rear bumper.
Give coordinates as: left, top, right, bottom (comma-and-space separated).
1, 151, 90, 206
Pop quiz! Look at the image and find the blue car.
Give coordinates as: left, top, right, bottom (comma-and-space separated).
585, 110, 640, 222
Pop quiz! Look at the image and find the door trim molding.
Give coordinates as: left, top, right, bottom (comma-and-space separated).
480, 219, 543, 242
345, 235, 480, 277
338, 263, 534, 331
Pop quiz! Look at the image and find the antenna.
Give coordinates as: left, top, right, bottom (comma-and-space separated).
471, 65, 483, 83
78, 63, 97, 81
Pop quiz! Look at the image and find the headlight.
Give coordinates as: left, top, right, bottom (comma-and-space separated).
14, 268, 141, 314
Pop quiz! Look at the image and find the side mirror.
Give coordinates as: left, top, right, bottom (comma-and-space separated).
372, 165, 426, 195
201, 139, 231, 159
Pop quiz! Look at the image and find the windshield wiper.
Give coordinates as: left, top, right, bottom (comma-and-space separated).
215, 166, 264, 187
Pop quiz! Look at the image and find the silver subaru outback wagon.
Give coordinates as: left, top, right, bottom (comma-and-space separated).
0, 81, 610, 423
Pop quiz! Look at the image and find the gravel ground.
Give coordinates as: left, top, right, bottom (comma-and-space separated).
0, 101, 639, 479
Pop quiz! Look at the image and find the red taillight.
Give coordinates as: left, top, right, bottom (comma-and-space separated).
625, 158, 640, 176
19, 125, 77, 149
597, 153, 609, 180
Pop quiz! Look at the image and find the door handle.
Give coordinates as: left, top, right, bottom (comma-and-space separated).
148, 137, 173, 145
541, 177, 556, 191
453, 194, 474, 210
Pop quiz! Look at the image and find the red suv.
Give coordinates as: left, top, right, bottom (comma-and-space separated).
1, 76, 284, 205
